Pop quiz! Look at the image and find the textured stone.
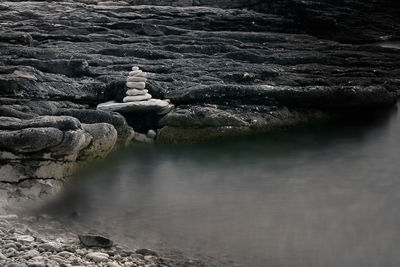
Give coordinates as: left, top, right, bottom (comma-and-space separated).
0, 127, 64, 153
127, 76, 147, 83
79, 234, 113, 248
126, 89, 149, 96
97, 100, 170, 112
79, 123, 118, 161
126, 82, 146, 89
123, 94, 152, 102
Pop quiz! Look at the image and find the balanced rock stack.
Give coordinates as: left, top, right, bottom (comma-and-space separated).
97, 67, 174, 115
123, 66, 151, 103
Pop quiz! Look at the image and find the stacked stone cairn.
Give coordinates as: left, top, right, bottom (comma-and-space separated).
97, 67, 174, 143
97, 66, 174, 115
123, 66, 151, 103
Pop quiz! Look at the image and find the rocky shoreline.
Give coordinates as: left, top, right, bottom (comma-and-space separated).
0, 214, 173, 267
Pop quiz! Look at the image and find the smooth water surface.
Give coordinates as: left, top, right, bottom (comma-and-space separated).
40, 106, 400, 267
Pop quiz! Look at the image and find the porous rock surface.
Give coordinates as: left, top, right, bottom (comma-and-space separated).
1, 0, 400, 200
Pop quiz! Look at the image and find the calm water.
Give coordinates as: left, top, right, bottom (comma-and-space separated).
39, 105, 400, 267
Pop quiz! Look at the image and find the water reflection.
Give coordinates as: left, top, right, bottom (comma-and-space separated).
38, 106, 400, 267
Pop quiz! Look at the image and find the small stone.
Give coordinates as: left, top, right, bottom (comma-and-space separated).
126, 89, 148, 96
4, 243, 18, 250
49, 255, 69, 265
107, 262, 121, 267
123, 94, 152, 102
6, 263, 25, 267
126, 81, 146, 89
38, 241, 63, 251
13, 70, 37, 80
144, 255, 157, 261
146, 129, 156, 139
15, 235, 34, 242
0, 252, 7, 260
4, 247, 17, 257
135, 249, 158, 257
131, 66, 139, 71
79, 234, 113, 248
57, 251, 74, 258
132, 132, 154, 144
27, 263, 46, 267
128, 70, 147, 77
86, 252, 109, 262
127, 76, 147, 83
24, 249, 39, 259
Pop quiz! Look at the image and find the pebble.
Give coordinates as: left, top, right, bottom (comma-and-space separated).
126, 81, 146, 89
123, 94, 152, 102
132, 132, 154, 144
57, 251, 74, 258
37, 241, 62, 251
126, 89, 148, 96
0, 252, 7, 260
131, 66, 139, 71
86, 252, 109, 262
23, 249, 39, 259
128, 70, 147, 77
136, 248, 157, 257
27, 263, 46, 267
146, 129, 156, 139
79, 234, 113, 248
6, 263, 25, 267
127, 76, 147, 83
15, 235, 34, 243
108, 262, 122, 267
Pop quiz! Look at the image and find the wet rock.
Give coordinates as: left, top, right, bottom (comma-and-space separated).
79, 123, 118, 161
78, 234, 113, 248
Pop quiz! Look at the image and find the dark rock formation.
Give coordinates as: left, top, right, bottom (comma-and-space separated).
1, 0, 400, 203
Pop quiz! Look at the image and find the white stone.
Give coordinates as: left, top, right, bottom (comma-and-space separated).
128, 70, 147, 77
146, 129, 156, 139
127, 76, 147, 83
108, 262, 121, 267
132, 66, 139, 71
123, 94, 152, 102
97, 99, 169, 112
126, 81, 146, 89
86, 252, 109, 262
15, 234, 34, 242
126, 89, 148, 96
